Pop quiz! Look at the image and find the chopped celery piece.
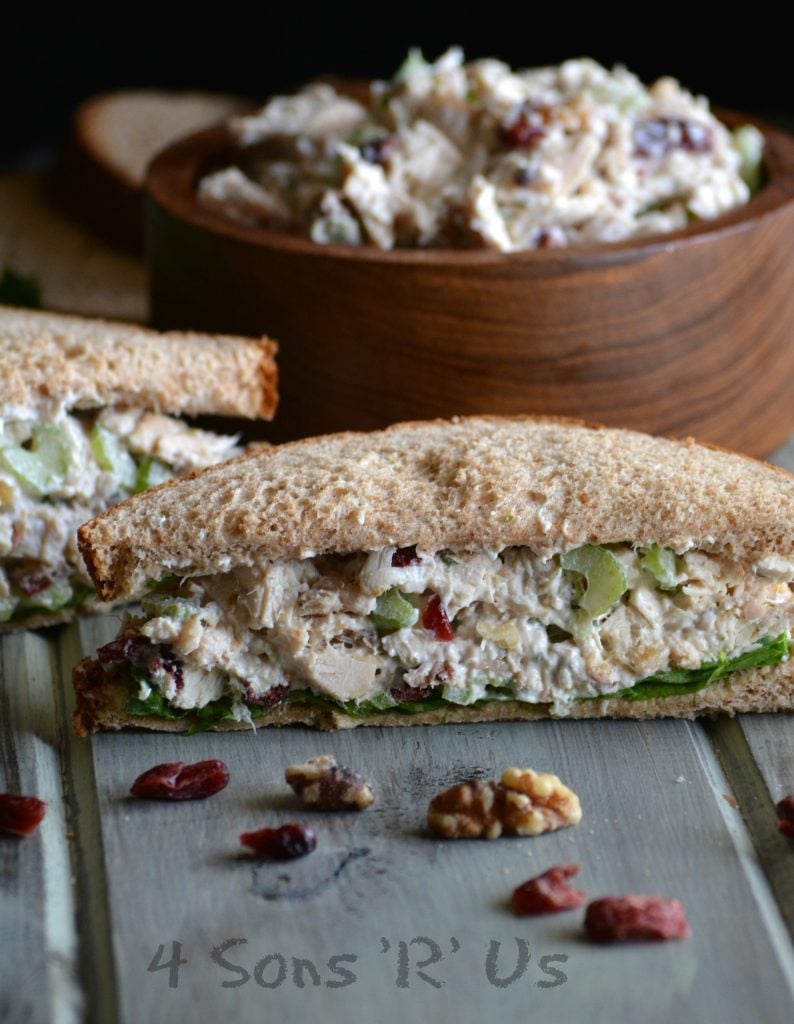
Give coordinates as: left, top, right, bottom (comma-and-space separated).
443, 675, 513, 705
370, 588, 419, 631
441, 684, 478, 706
733, 124, 764, 194
0, 596, 18, 622
135, 456, 171, 493
90, 425, 137, 491
393, 47, 429, 83
0, 424, 70, 496
17, 580, 73, 612
640, 544, 679, 589
560, 545, 627, 619
140, 594, 198, 620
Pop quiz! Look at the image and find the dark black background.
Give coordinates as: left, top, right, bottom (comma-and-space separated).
2, 9, 791, 166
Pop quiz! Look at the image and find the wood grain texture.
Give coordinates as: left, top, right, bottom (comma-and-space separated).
0, 631, 83, 1024
77, 710, 794, 1023
147, 114, 794, 455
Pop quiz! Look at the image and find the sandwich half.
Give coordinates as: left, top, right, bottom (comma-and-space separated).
72, 417, 794, 734
1, 307, 277, 630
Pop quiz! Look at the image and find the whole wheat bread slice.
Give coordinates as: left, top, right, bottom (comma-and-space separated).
55, 89, 244, 252
77, 416, 794, 603
1, 306, 277, 421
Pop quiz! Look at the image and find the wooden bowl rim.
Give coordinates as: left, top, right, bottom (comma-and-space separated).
147, 108, 794, 270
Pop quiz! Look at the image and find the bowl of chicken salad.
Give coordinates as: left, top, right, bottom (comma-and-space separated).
146, 49, 794, 455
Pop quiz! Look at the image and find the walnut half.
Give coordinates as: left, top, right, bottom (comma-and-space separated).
427, 768, 581, 839
285, 755, 375, 810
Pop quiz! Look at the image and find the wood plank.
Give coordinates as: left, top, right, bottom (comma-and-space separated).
714, 434, 794, 933
75, 655, 794, 1024
54, 617, 124, 1024
0, 630, 83, 1024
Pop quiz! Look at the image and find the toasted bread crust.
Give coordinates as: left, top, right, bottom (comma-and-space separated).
71, 655, 794, 735
77, 416, 794, 602
1, 307, 277, 420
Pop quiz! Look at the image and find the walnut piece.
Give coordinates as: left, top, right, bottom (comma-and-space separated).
427, 768, 581, 839
285, 755, 375, 810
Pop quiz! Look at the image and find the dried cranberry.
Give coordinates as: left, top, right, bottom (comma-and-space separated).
391, 545, 420, 567
584, 895, 690, 943
0, 793, 47, 836
246, 684, 290, 708
389, 684, 432, 702
512, 863, 585, 916
634, 118, 714, 158
130, 760, 230, 800
240, 823, 317, 859
6, 564, 54, 596
98, 634, 183, 689
776, 794, 794, 837
422, 595, 454, 641
360, 135, 394, 166
500, 111, 546, 150
97, 633, 159, 665
513, 166, 537, 185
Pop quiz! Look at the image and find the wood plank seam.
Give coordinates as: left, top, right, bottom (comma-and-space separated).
691, 717, 794, 985
54, 625, 120, 1024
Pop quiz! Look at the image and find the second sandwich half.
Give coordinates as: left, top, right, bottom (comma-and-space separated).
0, 307, 277, 629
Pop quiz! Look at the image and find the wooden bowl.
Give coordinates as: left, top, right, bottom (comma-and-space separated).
146, 113, 794, 455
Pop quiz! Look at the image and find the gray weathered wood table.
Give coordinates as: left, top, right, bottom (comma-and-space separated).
2, 438, 794, 1024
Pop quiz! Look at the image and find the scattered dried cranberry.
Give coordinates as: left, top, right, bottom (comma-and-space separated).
130, 760, 229, 801
776, 795, 794, 837
240, 823, 317, 860
634, 118, 714, 158
584, 895, 690, 943
246, 683, 290, 708
422, 595, 454, 641
512, 863, 585, 916
0, 793, 47, 836
391, 545, 420, 567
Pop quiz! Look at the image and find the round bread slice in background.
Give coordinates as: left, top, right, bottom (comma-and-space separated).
53, 89, 246, 253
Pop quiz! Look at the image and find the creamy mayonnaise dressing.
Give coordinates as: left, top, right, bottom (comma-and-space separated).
133, 545, 794, 717
0, 408, 240, 613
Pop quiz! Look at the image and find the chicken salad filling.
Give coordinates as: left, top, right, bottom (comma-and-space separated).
94, 543, 793, 728
198, 49, 764, 252
0, 409, 241, 622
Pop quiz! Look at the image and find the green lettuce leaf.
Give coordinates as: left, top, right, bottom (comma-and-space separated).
603, 633, 789, 702
126, 687, 189, 721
